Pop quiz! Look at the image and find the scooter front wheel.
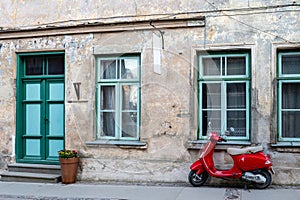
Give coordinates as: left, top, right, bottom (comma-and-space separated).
188, 170, 208, 187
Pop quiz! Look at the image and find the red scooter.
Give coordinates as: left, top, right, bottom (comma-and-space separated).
189, 132, 274, 189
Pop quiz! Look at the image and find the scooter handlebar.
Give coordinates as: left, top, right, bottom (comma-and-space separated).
218, 137, 227, 142
210, 132, 227, 142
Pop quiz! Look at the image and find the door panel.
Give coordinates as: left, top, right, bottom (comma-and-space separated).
49, 140, 64, 157
25, 104, 41, 135
46, 81, 64, 160
26, 139, 41, 156
49, 83, 64, 100
23, 80, 43, 159
49, 104, 64, 135
26, 83, 41, 100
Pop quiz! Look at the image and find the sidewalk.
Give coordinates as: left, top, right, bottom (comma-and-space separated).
0, 182, 299, 200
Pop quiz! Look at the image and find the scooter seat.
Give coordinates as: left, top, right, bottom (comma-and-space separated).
227, 146, 263, 155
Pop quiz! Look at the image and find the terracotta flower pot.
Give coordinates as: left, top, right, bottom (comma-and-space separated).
59, 157, 79, 184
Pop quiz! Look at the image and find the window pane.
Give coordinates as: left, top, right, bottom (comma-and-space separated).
282, 111, 300, 138
121, 59, 139, 79
227, 83, 246, 109
282, 83, 300, 109
227, 56, 246, 75
100, 60, 117, 79
202, 83, 221, 109
101, 86, 115, 110
202, 57, 221, 76
121, 111, 137, 138
227, 111, 246, 137
100, 112, 115, 137
25, 57, 43, 75
122, 85, 138, 110
282, 54, 300, 75
48, 56, 64, 75
202, 110, 221, 136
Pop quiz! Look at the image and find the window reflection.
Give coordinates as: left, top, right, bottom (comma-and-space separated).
121, 59, 138, 79
202, 57, 221, 76
122, 85, 137, 110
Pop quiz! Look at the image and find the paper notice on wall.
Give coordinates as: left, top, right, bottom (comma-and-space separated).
153, 32, 161, 75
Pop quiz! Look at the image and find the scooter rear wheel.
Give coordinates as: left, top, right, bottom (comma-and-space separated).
252, 169, 272, 189
188, 170, 208, 187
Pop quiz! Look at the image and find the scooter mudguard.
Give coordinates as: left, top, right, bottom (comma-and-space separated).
190, 160, 205, 174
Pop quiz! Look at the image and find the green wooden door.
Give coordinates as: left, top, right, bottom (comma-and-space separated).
16, 53, 65, 164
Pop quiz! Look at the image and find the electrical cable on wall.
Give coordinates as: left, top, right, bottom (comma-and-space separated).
203, 0, 296, 44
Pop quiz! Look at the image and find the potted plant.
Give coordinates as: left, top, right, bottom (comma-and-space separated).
58, 149, 79, 184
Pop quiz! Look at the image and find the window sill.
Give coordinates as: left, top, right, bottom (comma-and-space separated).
271, 142, 300, 152
187, 140, 251, 150
85, 140, 147, 149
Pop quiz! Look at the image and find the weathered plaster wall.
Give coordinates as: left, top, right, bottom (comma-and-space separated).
0, 40, 17, 172
0, 0, 299, 29
0, 0, 300, 185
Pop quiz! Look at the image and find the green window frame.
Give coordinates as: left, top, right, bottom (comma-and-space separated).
198, 51, 251, 140
277, 50, 300, 141
96, 55, 141, 140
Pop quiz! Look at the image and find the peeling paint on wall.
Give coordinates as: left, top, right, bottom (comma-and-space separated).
0, 0, 300, 185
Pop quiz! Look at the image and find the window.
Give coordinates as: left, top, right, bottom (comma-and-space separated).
278, 51, 300, 141
198, 51, 251, 140
96, 55, 140, 140
25, 55, 64, 76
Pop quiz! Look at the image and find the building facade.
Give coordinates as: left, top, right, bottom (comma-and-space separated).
0, 0, 300, 185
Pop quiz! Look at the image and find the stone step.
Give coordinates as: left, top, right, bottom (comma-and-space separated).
7, 163, 61, 175
0, 171, 61, 183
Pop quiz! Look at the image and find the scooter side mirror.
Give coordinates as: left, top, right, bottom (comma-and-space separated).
225, 127, 235, 136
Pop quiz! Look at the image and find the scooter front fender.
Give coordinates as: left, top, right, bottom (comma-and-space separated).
190, 160, 205, 174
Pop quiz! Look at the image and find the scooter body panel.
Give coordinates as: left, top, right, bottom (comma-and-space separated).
234, 152, 272, 171
201, 155, 243, 178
